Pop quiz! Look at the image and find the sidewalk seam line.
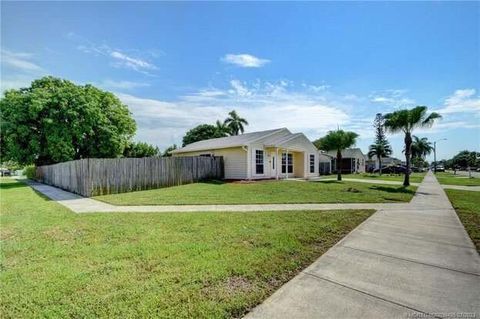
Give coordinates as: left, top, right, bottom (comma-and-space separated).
341, 245, 480, 277
355, 227, 476, 250
303, 272, 443, 319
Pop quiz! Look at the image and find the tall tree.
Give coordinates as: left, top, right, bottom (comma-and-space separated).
215, 120, 231, 136
368, 113, 392, 175
123, 142, 159, 158
368, 142, 392, 175
411, 136, 433, 159
450, 150, 479, 168
182, 124, 227, 146
384, 106, 441, 186
0, 76, 136, 166
314, 130, 359, 181
224, 110, 248, 135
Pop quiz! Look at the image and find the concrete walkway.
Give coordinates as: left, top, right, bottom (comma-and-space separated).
312, 177, 480, 191
24, 179, 409, 213
244, 172, 480, 318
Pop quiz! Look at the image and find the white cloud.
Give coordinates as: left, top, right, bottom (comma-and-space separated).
222, 53, 270, 68
69, 33, 158, 74
435, 89, 480, 115
116, 80, 351, 149
1, 50, 43, 72
110, 51, 157, 72
369, 89, 415, 106
100, 80, 150, 90
229, 80, 252, 96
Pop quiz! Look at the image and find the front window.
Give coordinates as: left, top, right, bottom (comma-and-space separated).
255, 150, 264, 174
310, 154, 315, 173
282, 153, 293, 174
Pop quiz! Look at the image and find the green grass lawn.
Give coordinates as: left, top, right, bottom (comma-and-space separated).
343, 173, 426, 184
0, 178, 374, 318
94, 180, 417, 206
445, 189, 480, 252
435, 172, 480, 186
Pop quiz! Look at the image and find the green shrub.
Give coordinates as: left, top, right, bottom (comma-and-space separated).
23, 165, 36, 179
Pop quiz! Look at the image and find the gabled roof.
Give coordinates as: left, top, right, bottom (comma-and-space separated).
265, 133, 303, 146
171, 128, 289, 153
326, 148, 366, 159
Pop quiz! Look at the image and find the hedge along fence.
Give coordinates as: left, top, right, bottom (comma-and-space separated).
35, 156, 224, 197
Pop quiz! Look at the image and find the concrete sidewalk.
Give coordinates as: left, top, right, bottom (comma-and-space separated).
244, 172, 480, 318
23, 179, 410, 213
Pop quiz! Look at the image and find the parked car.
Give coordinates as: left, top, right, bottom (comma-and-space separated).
0, 169, 12, 176
435, 165, 445, 172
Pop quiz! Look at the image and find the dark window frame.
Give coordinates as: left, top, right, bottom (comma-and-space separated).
255, 150, 264, 175
309, 154, 315, 173
281, 153, 293, 174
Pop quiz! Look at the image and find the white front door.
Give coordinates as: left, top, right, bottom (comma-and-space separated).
270, 153, 277, 178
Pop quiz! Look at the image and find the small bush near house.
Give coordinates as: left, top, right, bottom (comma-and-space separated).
23, 165, 36, 179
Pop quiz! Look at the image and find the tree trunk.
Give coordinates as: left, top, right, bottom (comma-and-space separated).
404, 132, 412, 187
378, 157, 382, 175
337, 150, 342, 181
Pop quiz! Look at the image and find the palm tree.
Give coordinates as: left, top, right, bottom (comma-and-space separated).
224, 110, 248, 135
411, 136, 433, 159
315, 130, 359, 181
384, 106, 441, 186
368, 141, 392, 175
215, 120, 231, 136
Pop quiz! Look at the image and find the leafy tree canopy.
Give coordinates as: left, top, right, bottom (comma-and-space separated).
0, 76, 136, 166
123, 141, 159, 158
314, 130, 359, 153
410, 136, 433, 159
383, 106, 441, 186
180, 110, 249, 147
314, 129, 358, 181
224, 110, 248, 136
450, 150, 480, 168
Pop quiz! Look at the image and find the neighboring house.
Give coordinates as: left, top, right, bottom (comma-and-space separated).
171, 128, 319, 180
366, 155, 402, 171
326, 148, 367, 174
318, 152, 333, 175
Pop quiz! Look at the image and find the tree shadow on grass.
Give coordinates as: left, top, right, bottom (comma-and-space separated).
199, 179, 226, 185
316, 180, 342, 184
368, 185, 416, 194
0, 180, 29, 190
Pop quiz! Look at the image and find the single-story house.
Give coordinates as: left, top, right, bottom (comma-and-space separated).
171, 128, 320, 180
326, 148, 367, 174
366, 156, 402, 171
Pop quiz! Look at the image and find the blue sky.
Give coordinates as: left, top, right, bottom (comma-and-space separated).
2, 1, 479, 160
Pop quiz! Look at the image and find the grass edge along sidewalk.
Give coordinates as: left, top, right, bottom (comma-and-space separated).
445, 188, 480, 252
94, 180, 417, 206
0, 178, 374, 318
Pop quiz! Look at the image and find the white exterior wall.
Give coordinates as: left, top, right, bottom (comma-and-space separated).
173, 147, 248, 179
174, 130, 320, 180
279, 135, 319, 178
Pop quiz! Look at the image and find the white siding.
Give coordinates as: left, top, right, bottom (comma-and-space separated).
279, 134, 319, 178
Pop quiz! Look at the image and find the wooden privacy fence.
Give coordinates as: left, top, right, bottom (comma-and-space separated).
35, 156, 224, 197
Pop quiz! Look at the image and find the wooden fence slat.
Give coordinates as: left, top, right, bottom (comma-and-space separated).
35, 156, 224, 197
